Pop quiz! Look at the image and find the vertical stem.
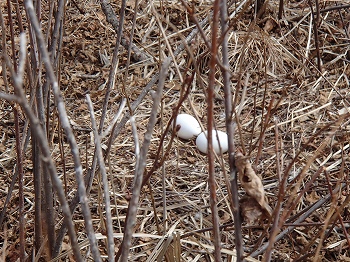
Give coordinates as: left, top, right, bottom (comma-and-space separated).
308, 0, 322, 73
161, 102, 167, 232
4, 33, 84, 261
14, 108, 25, 262
6, 0, 17, 71
255, 0, 265, 17
48, 0, 65, 62
24, 1, 102, 260
86, 94, 115, 261
58, 124, 68, 196
36, 48, 56, 257
33, 134, 43, 254
220, 0, 244, 260
278, 0, 284, 19
35, 17, 56, 257
262, 119, 282, 262
99, 0, 127, 132
208, 0, 222, 261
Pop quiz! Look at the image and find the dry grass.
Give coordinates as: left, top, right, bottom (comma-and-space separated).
1, 0, 350, 261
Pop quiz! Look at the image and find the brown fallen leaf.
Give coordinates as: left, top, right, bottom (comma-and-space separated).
235, 152, 272, 216
263, 17, 277, 33
240, 196, 265, 225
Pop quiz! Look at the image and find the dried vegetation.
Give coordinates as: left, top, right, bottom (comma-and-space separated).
0, 0, 350, 261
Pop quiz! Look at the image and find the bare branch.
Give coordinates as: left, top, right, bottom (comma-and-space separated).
100, 0, 151, 62
207, 0, 222, 260
23, 1, 101, 260
86, 94, 115, 261
220, 0, 243, 259
104, 16, 206, 159
3, 33, 84, 262
119, 57, 171, 262
0, 92, 20, 102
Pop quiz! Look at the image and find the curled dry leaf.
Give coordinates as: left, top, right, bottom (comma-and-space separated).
235, 152, 272, 216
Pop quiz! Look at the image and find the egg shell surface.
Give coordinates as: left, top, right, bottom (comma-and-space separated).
196, 130, 229, 154
174, 114, 201, 140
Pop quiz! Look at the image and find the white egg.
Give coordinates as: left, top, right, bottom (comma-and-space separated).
196, 130, 229, 154
173, 114, 201, 140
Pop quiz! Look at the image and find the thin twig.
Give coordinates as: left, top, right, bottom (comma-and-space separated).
99, 0, 151, 62
14, 107, 25, 262
0, 163, 19, 229
141, 72, 194, 187
207, 0, 222, 260
261, 118, 283, 261
3, 33, 84, 262
119, 57, 172, 262
104, 16, 208, 159
220, 0, 243, 260
320, 4, 350, 13
32, 131, 43, 254
274, 117, 281, 182
86, 94, 115, 261
23, 1, 101, 260
308, 0, 322, 73
313, 170, 338, 261
253, 98, 274, 170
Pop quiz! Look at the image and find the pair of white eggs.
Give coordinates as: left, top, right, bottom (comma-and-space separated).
174, 114, 229, 154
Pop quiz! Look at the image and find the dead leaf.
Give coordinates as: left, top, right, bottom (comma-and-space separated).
305, 191, 320, 204
235, 152, 272, 216
296, 235, 309, 247
186, 156, 196, 164
240, 196, 265, 225
264, 18, 277, 33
